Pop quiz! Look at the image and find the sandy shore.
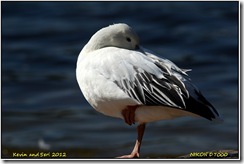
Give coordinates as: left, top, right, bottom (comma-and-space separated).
2, 146, 238, 159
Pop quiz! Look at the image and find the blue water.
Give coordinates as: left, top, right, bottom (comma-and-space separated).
2, 2, 239, 158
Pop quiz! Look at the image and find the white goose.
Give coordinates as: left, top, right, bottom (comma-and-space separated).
76, 23, 222, 158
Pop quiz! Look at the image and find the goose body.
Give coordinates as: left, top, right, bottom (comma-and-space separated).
76, 23, 222, 158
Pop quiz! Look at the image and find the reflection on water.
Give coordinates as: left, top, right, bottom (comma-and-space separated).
2, 2, 238, 158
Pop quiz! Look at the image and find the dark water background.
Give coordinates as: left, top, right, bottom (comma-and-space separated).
2, 2, 239, 158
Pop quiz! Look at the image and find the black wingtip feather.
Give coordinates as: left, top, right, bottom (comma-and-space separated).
184, 95, 220, 121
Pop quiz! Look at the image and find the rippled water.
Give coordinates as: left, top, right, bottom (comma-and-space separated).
2, 2, 239, 158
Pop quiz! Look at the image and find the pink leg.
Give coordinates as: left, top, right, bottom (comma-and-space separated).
117, 123, 146, 158
121, 105, 139, 125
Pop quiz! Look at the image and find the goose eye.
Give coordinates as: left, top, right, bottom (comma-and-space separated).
126, 37, 131, 42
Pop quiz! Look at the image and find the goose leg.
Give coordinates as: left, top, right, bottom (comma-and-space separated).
117, 123, 146, 158
121, 105, 138, 125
